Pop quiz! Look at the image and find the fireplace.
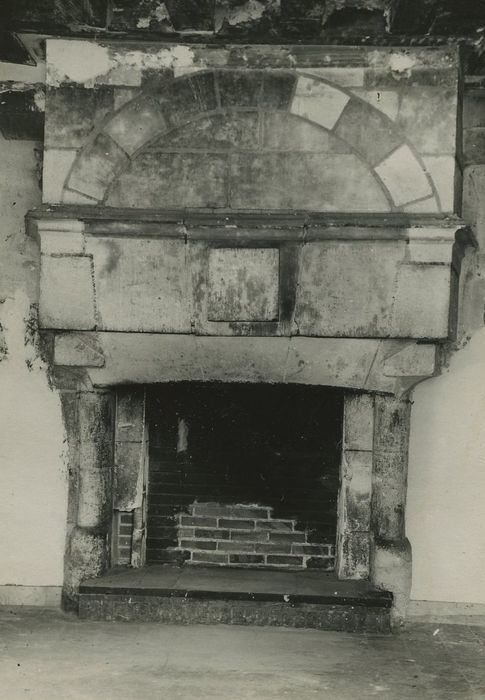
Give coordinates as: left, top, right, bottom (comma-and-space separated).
28, 39, 474, 627
144, 383, 343, 570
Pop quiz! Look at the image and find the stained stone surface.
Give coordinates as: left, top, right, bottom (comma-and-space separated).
42, 41, 459, 214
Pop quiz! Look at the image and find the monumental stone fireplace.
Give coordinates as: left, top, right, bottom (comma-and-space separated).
28, 38, 473, 625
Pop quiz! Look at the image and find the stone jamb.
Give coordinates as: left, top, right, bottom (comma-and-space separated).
336, 393, 374, 580
112, 387, 149, 569
59, 386, 115, 608
370, 395, 413, 624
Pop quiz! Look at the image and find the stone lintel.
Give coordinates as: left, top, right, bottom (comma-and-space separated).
51, 333, 438, 395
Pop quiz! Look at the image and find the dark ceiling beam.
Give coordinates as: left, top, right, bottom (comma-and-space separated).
0, 0, 484, 39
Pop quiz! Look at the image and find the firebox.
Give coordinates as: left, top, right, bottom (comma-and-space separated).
145, 384, 343, 570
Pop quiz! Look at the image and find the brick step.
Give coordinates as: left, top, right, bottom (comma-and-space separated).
78, 566, 392, 633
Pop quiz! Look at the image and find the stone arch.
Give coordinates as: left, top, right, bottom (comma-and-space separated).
61, 69, 441, 212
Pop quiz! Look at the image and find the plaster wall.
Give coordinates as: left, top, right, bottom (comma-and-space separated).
407, 330, 485, 605
0, 133, 67, 588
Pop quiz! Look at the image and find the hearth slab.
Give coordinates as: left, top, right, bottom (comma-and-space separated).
80, 565, 390, 605
79, 565, 392, 631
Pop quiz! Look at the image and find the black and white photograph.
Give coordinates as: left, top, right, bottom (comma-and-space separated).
0, 1, 484, 697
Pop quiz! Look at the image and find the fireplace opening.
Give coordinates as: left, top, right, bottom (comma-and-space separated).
146, 383, 344, 570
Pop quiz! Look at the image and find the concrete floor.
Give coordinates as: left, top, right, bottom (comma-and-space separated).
1, 607, 484, 700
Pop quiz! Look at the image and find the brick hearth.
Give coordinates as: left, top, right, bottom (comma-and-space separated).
174, 503, 336, 569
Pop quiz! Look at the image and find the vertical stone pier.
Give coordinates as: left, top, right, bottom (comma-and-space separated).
371, 395, 412, 624
61, 388, 114, 607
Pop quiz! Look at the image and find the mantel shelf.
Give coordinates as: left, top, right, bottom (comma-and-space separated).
27, 206, 472, 244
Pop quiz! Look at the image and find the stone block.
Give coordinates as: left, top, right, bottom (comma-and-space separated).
371, 538, 412, 625
114, 441, 145, 510
107, 151, 227, 208
372, 454, 406, 541
334, 98, 402, 166
207, 247, 279, 322
229, 152, 389, 211
78, 466, 111, 528
343, 394, 374, 451
42, 149, 78, 204
261, 71, 297, 109
299, 67, 365, 88
68, 527, 108, 587
406, 239, 453, 264
78, 593, 391, 631
113, 87, 140, 111
78, 392, 115, 470
397, 88, 457, 155
263, 112, 334, 152
423, 155, 456, 212
373, 396, 410, 456
391, 264, 451, 339
67, 133, 129, 201
351, 89, 399, 121
40, 229, 84, 255
104, 95, 168, 155
85, 237, 191, 333
39, 256, 96, 330
462, 165, 485, 246
337, 531, 370, 580
290, 76, 350, 130
52, 366, 93, 392
382, 344, 436, 378
464, 128, 485, 166
295, 241, 404, 337
160, 72, 218, 126
374, 145, 433, 207
217, 70, 263, 109
285, 337, 386, 391
341, 450, 373, 532
45, 85, 114, 148
161, 112, 259, 150
463, 92, 485, 129
115, 388, 146, 442
54, 333, 105, 367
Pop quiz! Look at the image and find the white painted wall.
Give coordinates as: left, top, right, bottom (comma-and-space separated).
0, 134, 67, 587
407, 329, 485, 605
